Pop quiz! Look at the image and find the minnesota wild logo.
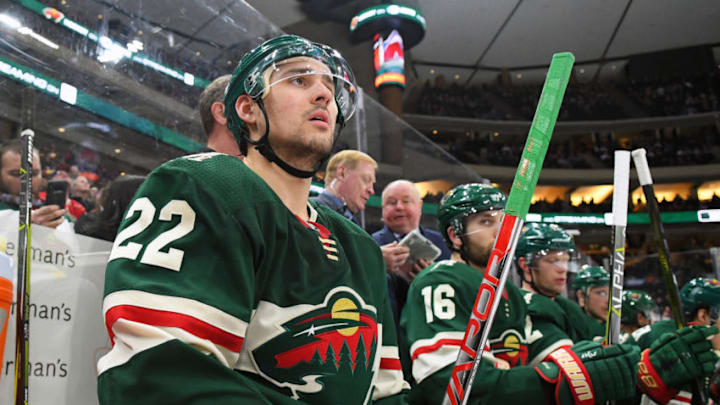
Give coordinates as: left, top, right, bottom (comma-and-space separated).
489, 330, 529, 367
252, 287, 379, 402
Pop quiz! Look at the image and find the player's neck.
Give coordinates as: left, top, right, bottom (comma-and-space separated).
245, 152, 312, 220
450, 251, 466, 265
207, 130, 241, 156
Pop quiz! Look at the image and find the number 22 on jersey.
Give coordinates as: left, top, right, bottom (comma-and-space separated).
108, 197, 196, 271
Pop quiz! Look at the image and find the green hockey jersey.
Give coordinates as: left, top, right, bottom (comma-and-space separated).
400, 260, 558, 404
97, 153, 408, 404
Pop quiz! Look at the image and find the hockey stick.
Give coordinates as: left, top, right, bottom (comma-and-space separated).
604, 150, 630, 346
631, 148, 705, 405
15, 128, 34, 405
443, 52, 574, 405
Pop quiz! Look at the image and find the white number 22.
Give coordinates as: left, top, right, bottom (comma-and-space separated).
108, 197, 196, 271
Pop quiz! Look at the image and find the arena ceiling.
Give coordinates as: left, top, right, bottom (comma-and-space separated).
246, 0, 720, 84
17, 0, 719, 87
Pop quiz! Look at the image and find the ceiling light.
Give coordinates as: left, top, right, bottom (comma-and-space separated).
454, 74, 460, 80
432, 129, 438, 135
137, 30, 143, 36
493, 132, 499, 137
516, 73, 522, 79
114, 148, 122, 154
120, 172, 126, 176
97, 14, 103, 19
58, 127, 65, 133
195, 51, 201, 56
429, 69, 435, 74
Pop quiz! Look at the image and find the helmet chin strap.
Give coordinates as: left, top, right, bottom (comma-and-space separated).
247, 101, 335, 179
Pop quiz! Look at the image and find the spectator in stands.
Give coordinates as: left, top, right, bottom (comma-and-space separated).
75, 175, 145, 242
310, 149, 376, 226
71, 175, 95, 211
373, 179, 451, 279
0, 139, 69, 229
48, 171, 86, 220
197, 74, 241, 156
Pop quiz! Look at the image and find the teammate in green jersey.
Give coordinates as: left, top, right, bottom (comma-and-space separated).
620, 289, 657, 336
515, 223, 603, 342
572, 265, 610, 338
97, 35, 408, 404
399, 183, 710, 405
627, 278, 720, 403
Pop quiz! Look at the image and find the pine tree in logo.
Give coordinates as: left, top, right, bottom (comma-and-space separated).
355, 334, 368, 372
324, 344, 338, 372
338, 341, 353, 375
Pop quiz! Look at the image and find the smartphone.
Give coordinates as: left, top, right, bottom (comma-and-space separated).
45, 180, 68, 208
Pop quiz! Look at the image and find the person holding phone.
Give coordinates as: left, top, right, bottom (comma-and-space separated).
0, 139, 69, 230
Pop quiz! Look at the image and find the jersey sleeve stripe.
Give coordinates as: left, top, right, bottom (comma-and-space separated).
97, 319, 241, 375
106, 304, 245, 352
379, 358, 402, 370
103, 290, 248, 338
411, 338, 463, 360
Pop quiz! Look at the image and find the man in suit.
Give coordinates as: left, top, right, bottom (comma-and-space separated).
373, 180, 451, 325
310, 149, 376, 226
373, 180, 450, 278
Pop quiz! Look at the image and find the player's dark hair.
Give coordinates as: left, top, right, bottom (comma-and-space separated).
74, 175, 146, 242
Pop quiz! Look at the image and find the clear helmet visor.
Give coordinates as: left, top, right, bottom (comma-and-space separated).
530, 249, 578, 270
458, 210, 504, 237
244, 55, 358, 122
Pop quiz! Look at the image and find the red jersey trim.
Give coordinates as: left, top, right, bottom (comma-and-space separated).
106, 304, 244, 352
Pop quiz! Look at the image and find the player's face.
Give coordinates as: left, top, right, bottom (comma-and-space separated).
262, 58, 338, 168
382, 183, 422, 235
461, 210, 503, 268
586, 286, 609, 321
0, 151, 42, 196
531, 251, 570, 297
337, 161, 375, 213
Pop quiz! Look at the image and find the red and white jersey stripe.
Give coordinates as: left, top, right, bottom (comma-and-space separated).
98, 290, 248, 375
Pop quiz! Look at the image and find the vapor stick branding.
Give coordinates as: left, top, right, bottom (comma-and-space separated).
444, 52, 575, 405
605, 150, 630, 345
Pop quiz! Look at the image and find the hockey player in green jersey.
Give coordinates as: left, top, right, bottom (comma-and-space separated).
400, 183, 719, 405
620, 290, 657, 337
572, 265, 610, 339
515, 223, 604, 343
622, 278, 720, 403
97, 35, 408, 404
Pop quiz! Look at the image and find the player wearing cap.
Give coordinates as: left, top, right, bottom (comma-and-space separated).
97, 35, 408, 404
